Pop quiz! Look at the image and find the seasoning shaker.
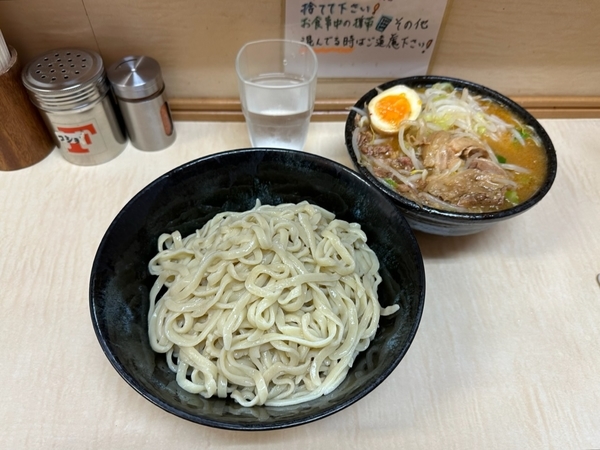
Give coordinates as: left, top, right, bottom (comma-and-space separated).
107, 56, 175, 151
21, 48, 127, 166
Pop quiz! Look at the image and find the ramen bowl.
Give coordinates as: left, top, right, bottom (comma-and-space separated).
344, 75, 558, 236
89, 148, 425, 431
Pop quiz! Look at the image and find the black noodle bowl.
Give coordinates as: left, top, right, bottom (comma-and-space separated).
89, 148, 426, 430
344, 75, 558, 236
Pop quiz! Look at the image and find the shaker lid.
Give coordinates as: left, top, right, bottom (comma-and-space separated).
107, 55, 164, 100
22, 48, 104, 93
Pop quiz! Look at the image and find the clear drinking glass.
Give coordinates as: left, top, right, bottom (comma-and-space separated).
235, 39, 318, 150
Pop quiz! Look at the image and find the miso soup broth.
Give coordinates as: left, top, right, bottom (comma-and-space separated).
481, 100, 548, 206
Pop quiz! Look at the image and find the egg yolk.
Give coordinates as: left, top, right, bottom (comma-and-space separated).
374, 94, 412, 125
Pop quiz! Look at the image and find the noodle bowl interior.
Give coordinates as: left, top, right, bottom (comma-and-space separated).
351, 82, 548, 213
147, 201, 397, 407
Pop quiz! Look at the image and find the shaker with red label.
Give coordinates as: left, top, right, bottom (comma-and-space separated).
21, 48, 127, 166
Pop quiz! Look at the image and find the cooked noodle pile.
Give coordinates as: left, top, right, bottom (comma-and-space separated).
148, 201, 397, 407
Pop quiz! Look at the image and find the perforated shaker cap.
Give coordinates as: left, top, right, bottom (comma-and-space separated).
107, 55, 164, 100
21, 48, 109, 111
22, 48, 104, 93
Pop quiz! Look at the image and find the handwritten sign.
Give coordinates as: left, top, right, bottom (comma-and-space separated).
285, 0, 448, 78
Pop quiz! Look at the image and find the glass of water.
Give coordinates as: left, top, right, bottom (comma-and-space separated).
235, 39, 318, 150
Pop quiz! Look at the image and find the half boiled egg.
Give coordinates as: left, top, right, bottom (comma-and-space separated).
367, 85, 422, 135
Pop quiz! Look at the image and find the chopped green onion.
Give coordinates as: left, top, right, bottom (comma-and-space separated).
436, 82, 453, 92
496, 154, 507, 163
505, 190, 519, 205
383, 178, 398, 189
518, 127, 531, 139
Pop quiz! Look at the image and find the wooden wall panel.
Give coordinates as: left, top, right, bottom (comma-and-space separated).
0, 0, 99, 58
82, 0, 283, 97
1, 0, 599, 117
430, 0, 600, 97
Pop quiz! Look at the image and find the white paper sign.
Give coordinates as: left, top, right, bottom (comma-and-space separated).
284, 0, 448, 78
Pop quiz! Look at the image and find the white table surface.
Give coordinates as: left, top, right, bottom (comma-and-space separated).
1, 119, 599, 449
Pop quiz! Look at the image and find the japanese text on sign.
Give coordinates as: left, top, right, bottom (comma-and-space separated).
285, 0, 448, 78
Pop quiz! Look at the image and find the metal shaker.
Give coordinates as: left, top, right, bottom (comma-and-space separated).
107, 56, 175, 151
21, 48, 127, 166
